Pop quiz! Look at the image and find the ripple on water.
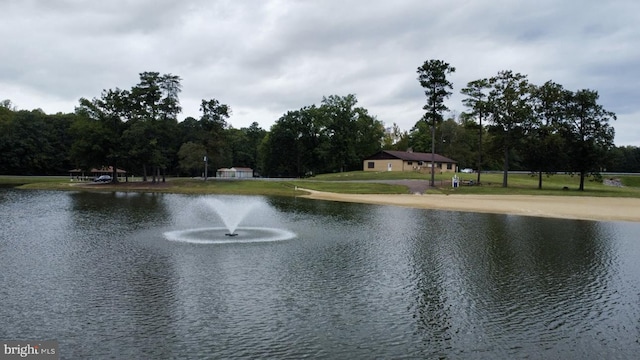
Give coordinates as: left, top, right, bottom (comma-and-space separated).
163, 226, 296, 244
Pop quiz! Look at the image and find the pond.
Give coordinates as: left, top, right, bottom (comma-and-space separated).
1, 189, 639, 358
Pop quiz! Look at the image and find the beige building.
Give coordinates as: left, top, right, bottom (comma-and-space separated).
363, 150, 457, 173
216, 167, 254, 178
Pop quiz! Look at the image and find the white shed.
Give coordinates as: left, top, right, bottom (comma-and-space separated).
216, 167, 254, 178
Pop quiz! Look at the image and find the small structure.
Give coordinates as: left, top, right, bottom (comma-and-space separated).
216, 167, 254, 178
69, 166, 127, 181
69, 169, 88, 181
91, 166, 127, 181
70, 166, 127, 181
363, 150, 457, 173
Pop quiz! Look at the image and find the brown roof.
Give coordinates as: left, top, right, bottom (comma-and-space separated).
91, 166, 127, 174
364, 150, 456, 163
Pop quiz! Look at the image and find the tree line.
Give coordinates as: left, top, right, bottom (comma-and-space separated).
0, 72, 384, 180
414, 60, 619, 190
1, 66, 639, 188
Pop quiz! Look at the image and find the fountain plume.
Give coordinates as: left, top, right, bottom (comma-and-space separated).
200, 197, 258, 235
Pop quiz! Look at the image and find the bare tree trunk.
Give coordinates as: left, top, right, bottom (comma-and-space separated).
111, 161, 118, 183
538, 171, 543, 190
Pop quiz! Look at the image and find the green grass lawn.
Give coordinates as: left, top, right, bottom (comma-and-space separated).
0, 175, 69, 185
3, 172, 640, 198
290, 180, 407, 194
620, 176, 640, 187
310, 171, 431, 181
309, 171, 640, 197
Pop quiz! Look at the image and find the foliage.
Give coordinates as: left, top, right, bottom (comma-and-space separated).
486, 70, 534, 187
177, 141, 207, 177
197, 98, 232, 171
461, 78, 490, 183
260, 95, 384, 177
382, 123, 409, 150
417, 60, 456, 124
521, 81, 570, 189
608, 146, 640, 172
0, 67, 632, 188
73, 72, 185, 182
416, 59, 456, 186
226, 123, 266, 171
562, 89, 616, 190
0, 109, 75, 175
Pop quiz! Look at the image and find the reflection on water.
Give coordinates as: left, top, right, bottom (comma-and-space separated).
1, 189, 640, 358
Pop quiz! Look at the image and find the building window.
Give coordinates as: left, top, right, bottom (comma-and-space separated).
418, 161, 423, 166
407, 161, 413, 165
368, 162, 375, 168
447, 163, 452, 170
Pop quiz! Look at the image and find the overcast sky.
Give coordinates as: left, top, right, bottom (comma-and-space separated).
2, 0, 639, 145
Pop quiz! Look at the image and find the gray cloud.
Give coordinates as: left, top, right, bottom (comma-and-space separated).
2, 0, 639, 145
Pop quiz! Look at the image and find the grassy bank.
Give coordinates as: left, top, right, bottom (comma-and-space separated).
0, 175, 69, 186
3, 172, 640, 198
4, 177, 408, 197
310, 171, 640, 197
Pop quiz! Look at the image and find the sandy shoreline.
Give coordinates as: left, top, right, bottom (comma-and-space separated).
299, 189, 640, 223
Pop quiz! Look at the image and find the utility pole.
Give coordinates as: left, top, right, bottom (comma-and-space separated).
204, 155, 208, 181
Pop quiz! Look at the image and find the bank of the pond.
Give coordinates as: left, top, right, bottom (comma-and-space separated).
15, 178, 408, 196
298, 188, 640, 223
9, 177, 640, 222
16, 178, 303, 196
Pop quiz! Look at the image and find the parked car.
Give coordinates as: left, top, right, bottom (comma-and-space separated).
460, 168, 474, 173
94, 175, 112, 182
